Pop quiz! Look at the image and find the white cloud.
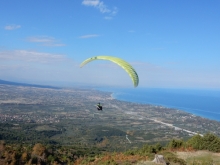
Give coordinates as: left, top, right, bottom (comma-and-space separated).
0, 50, 68, 64
27, 36, 54, 43
79, 34, 100, 39
26, 36, 65, 47
97, 1, 110, 13
111, 7, 118, 16
82, 0, 118, 16
0, 50, 78, 84
82, 0, 100, 6
4, 24, 21, 30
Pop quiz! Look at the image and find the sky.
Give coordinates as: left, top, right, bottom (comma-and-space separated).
0, 0, 220, 89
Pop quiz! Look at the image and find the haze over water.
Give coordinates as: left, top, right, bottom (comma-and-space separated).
96, 87, 220, 122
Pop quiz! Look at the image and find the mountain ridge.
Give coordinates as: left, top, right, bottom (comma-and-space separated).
0, 79, 60, 89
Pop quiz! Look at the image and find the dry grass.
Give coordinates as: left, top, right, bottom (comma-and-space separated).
176, 150, 220, 165
74, 149, 220, 165
74, 152, 149, 165
136, 161, 157, 165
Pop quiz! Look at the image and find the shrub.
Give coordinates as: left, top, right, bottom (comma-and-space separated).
186, 134, 203, 150
202, 133, 220, 152
167, 139, 184, 149
187, 133, 220, 152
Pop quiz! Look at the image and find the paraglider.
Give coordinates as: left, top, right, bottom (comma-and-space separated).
96, 103, 102, 111
80, 56, 139, 111
80, 56, 139, 87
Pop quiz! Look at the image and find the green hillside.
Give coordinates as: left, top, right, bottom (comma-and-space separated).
0, 133, 220, 165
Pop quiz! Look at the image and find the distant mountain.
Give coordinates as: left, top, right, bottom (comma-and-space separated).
0, 79, 61, 89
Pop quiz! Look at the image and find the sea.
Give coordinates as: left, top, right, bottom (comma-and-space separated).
95, 87, 220, 122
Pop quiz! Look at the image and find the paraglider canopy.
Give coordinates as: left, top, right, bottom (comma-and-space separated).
80, 56, 139, 87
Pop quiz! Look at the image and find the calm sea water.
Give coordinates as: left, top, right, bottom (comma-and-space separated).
95, 87, 220, 121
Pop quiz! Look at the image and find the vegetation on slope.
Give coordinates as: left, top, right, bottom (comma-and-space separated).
1, 132, 220, 165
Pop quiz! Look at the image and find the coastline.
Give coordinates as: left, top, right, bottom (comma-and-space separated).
103, 90, 220, 137
96, 87, 220, 122
106, 91, 212, 137
115, 96, 220, 121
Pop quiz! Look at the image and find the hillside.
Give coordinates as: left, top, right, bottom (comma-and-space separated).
1, 133, 220, 165
1, 83, 220, 164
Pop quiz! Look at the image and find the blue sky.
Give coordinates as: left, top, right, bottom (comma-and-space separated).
0, 0, 220, 88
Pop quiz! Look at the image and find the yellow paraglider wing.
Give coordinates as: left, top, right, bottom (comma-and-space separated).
80, 56, 139, 87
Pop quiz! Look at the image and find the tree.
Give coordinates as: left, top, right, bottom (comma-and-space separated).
32, 143, 46, 156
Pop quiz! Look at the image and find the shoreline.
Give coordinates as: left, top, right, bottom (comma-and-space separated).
98, 88, 220, 122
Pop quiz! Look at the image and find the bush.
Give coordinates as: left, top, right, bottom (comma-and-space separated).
186, 134, 203, 150
187, 133, 220, 152
202, 133, 220, 152
167, 139, 184, 149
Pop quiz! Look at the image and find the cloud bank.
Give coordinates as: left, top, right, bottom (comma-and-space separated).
82, 0, 118, 18
26, 36, 65, 47
4, 24, 21, 30
79, 34, 100, 39
0, 50, 68, 64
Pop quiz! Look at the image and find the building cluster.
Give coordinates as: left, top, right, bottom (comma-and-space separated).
0, 113, 60, 123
